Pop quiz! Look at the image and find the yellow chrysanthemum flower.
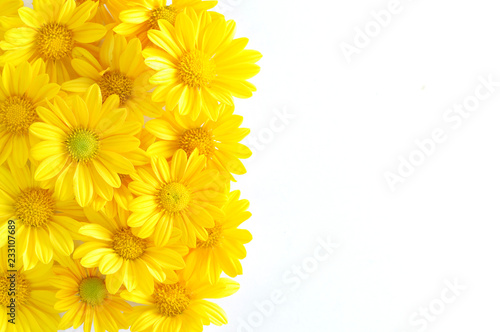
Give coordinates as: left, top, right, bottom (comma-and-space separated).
0, 0, 23, 46
62, 33, 164, 123
0, 60, 60, 168
128, 149, 226, 248
143, 9, 262, 120
29, 84, 141, 207
114, 0, 217, 46
54, 258, 132, 332
0, 0, 106, 83
121, 270, 239, 332
0, 252, 60, 331
147, 104, 252, 180
0, 163, 84, 270
74, 208, 187, 295
185, 189, 251, 283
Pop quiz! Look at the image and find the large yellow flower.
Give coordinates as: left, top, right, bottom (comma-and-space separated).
0, 0, 106, 84
114, 0, 217, 46
74, 208, 187, 295
0, 163, 84, 270
128, 149, 226, 247
62, 33, 164, 123
54, 257, 132, 332
147, 104, 252, 180
29, 84, 141, 207
0, 60, 60, 168
143, 9, 262, 120
121, 270, 239, 332
185, 189, 252, 283
0, 250, 60, 331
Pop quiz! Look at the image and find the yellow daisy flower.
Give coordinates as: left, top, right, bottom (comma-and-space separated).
29, 84, 141, 207
146, 104, 252, 180
0, 60, 60, 168
62, 33, 164, 123
114, 0, 217, 46
0, 163, 84, 270
185, 189, 252, 283
121, 270, 239, 332
128, 149, 226, 248
74, 208, 187, 295
0, 0, 106, 84
143, 9, 262, 120
0, 251, 60, 331
54, 257, 132, 332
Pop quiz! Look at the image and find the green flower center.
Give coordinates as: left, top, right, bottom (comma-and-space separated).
158, 183, 190, 213
179, 50, 216, 88
79, 277, 107, 306
66, 128, 100, 162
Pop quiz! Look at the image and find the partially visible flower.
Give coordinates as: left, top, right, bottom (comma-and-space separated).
114, 0, 217, 46
74, 208, 187, 295
63, 33, 163, 123
0, 0, 106, 83
0, 60, 60, 167
185, 189, 252, 283
0, 0, 23, 48
146, 104, 252, 180
0, 163, 84, 269
128, 149, 226, 247
54, 257, 132, 332
143, 9, 262, 120
29, 84, 141, 207
121, 269, 239, 332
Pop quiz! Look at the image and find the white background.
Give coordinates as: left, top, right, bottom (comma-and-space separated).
43, 0, 500, 331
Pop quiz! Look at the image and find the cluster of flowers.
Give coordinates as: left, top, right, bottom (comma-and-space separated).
0, 0, 261, 331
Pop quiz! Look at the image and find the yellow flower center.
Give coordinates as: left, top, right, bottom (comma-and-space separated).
15, 188, 55, 227
79, 277, 107, 306
0, 273, 30, 307
158, 183, 190, 213
0, 96, 36, 134
179, 50, 216, 88
153, 283, 190, 317
112, 227, 148, 260
97, 71, 134, 106
197, 222, 223, 248
180, 128, 215, 157
149, 6, 178, 29
36, 23, 74, 61
66, 128, 100, 162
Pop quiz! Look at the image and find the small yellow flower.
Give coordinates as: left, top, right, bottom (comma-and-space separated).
143, 9, 262, 120
0, 0, 106, 83
147, 104, 252, 180
29, 84, 141, 207
62, 33, 164, 123
114, 0, 217, 46
74, 208, 187, 295
54, 258, 132, 332
121, 269, 239, 332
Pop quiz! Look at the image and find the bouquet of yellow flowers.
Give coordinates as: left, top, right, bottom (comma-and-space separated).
0, 0, 261, 330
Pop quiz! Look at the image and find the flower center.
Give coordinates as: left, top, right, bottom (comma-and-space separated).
0, 96, 36, 134
153, 283, 190, 317
112, 227, 148, 260
149, 6, 178, 29
0, 273, 31, 307
36, 23, 74, 61
79, 277, 107, 306
178, 50, 216, 88
66, 128, 100, 163
15, 188, 55, 227
180, 128, 215, 157
97, 71, 133, 106
197, 222, 223, 248
157, 183, 190, 213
